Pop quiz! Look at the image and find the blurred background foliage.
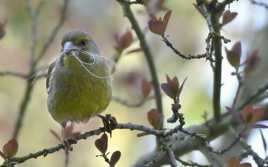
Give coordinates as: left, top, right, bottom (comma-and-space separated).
0, 0, 267, 166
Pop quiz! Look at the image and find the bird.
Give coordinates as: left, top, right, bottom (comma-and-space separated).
46, 30, 112, 127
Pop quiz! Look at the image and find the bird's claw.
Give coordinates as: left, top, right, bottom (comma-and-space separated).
63, 139, 73, 152
97, 114, 117, 137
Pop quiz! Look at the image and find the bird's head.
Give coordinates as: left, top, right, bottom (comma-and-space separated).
61, 30, 99, 54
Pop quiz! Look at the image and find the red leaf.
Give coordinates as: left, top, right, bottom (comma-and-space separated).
115, 30, 133, 52
225, 41, 241, 68
161, 75, 181, 100
141, 79, 152, 98
148, 10, 172, 36
147, 109, 163, 129
110, 151, 121, 167
95, 133, 108, 154
2, 139, 18, 158
222, 10, 238, 26
148, 16, 164, 36
245, 49, 260, 74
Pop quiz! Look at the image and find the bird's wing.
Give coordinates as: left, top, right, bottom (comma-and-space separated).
46, 61, 56, 92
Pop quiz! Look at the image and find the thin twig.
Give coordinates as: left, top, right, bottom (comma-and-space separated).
162, 36, 207, 60
64, 150, 69, 167
177, 157, 211, 167
232, 70, 243, 109
240, 141, 268, 166
118, 1, 163, 127
166, 148, 178, 167
0, 71, 27, 79
1, 123, 161, 167
250, 0, 268, 10
196, 2, 224, 121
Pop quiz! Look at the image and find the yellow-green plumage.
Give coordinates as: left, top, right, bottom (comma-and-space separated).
46, 30, 112, 125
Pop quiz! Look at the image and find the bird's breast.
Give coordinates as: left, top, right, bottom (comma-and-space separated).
47, 55, 112, 123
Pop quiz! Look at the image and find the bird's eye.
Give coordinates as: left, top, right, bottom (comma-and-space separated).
79, 40, 87, 47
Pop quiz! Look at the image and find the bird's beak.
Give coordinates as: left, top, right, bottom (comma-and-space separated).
63, 41, 78, 53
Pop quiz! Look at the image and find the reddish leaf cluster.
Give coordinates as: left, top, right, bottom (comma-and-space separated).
161, 75, 186, 101
147, 109, 163, 129
222, 10, 238, 26
225, 41, 241, 68
95, 133, 121, 167
114, 30, 134, 53
0, 138, 18, 159
148, 10, 172, 37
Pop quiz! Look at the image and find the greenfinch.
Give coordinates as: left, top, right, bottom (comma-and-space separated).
46, 30, 112, 126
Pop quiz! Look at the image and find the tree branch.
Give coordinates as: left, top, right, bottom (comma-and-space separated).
117, 1, 163, 127
0, 71, 27, 79
132, 113, 233, 167
162, 36, 207, 60
1, 123, 162, 167
167, 148, 178, 167
196, 1, 224, 121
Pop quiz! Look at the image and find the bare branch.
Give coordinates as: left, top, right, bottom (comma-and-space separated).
162, 36, 207, 60
177, 158, 211, 167
167, 148, 178, 167
1, 123, 161, 167
195, 2, 223, 121
117, 0, 163, 127
112, 96, 154, 108
250, 0, 268, 10
0, 71, 27, 79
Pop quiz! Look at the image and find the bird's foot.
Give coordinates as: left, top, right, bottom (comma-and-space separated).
97, 114, 117, 137
61, 122, 79, 152
63, 139, 73, 152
